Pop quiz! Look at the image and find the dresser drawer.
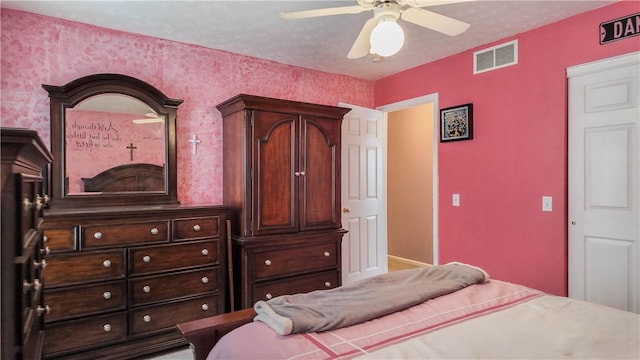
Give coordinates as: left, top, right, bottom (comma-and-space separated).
129, 240, 219, 276
254, 242, 338, 280
173, 216, 220, 241
47, 250, 125, 287
130, 267, 219, 306
45, 281, 126, 322
253, 270, 339, 303
44, 227, 76, 252
129, 294, 219, 335
82, 220, 170, 248
44, 312, 127, 356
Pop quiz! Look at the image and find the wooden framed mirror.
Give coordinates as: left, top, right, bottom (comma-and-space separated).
43, 73, 183, 207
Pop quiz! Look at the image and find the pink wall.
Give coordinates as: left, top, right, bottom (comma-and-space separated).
375, 1, 640, 296
0, 9, 374, 204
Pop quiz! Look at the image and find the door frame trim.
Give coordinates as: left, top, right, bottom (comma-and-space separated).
567, 51, 640, 78
377, 92, 440, 264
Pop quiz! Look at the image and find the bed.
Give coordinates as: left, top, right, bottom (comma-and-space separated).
81, 163, 164, 192
178, 263, 640, 360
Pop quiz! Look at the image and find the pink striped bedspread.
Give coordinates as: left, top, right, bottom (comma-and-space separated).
208, 280, 558, 359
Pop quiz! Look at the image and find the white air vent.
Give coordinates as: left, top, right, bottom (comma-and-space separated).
474, 40, 518, 74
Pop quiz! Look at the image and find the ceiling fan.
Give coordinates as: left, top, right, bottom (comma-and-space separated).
132, 112, 164, 124
281, 0, 472, 58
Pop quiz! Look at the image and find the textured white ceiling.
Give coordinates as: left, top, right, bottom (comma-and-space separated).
1, 0, 615, 80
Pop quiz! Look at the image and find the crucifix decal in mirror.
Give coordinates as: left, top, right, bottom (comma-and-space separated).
127, 143, 137, 161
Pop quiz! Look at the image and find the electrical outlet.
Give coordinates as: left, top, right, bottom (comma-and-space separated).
452, 194, 460, 207
542, 196, 552, 212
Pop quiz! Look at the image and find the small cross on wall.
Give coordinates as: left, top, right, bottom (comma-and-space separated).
189, 134, 201, 155
126, 143, 137, 161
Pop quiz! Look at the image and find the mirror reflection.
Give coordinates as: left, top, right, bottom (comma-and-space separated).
64, 94, 166, 194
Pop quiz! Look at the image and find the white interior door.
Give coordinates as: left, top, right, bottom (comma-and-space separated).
339, 103, 387, 285
568, 52, 640, 313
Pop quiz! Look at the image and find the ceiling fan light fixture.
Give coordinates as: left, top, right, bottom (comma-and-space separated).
369, 17, 405, 57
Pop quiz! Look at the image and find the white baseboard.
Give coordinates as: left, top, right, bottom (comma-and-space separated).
388, 255, 431, 267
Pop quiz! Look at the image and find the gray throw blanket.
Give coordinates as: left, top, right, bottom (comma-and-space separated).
253, 262, 489, 335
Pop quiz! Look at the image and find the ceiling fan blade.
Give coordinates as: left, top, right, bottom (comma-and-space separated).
399, 0, 475, 7
401, 7, 470, 36
281, 5, 366, 20
347, 17, 377, 59
132, 118, 164, 124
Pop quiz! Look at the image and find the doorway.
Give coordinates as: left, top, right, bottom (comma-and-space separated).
379, 93, 439, 266
386, 104, 435, 265
339, 93, 439, 284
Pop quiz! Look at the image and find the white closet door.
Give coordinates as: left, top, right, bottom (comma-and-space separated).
568, 52, 640, 313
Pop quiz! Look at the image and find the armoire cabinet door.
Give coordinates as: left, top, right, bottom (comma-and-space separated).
251, 111, 342, 236
299, 116, 341, 231
252, 110, 297, 235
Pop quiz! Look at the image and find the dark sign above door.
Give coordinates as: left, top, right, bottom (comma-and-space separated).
600, 13, 639, 44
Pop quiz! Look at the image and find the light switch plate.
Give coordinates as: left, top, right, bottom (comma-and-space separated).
453, 193, 460, 207
542, 196, 552, 212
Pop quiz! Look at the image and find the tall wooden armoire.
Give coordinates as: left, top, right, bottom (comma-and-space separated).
219, 94, 351, 309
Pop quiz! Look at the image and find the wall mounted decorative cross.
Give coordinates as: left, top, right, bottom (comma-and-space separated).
189, 134, 201, 155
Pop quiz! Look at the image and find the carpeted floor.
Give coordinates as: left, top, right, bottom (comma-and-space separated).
388, 257, 423, 272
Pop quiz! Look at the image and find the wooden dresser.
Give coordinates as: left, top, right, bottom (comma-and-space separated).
42, 205, 230, 359
1, 128, 53, 360
219, 94, 351, 309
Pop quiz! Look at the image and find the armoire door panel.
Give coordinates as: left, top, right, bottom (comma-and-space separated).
300, 117, 340, 231
253, 111, 297, 235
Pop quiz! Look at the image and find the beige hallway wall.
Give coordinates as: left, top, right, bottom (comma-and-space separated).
387, 104, 433, 263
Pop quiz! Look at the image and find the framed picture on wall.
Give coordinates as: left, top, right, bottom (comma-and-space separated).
440, 103, 473, 142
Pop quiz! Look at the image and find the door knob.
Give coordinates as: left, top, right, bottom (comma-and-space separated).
342, 207, 351, 213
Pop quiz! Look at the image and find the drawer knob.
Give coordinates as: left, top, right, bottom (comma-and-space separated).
103, 291, 112, 300
201, 277, 209, 284
201, 304, 209, 311
43, 235, 48, 243
23, 198, 33, 211
35, 195, 44, 210
143, 314, 151, 323
264, 259, 272, 266
103, 260, 112, 268
36, 305, 50, 316
41, 246, 51, 257
42, 194, 50, 205
142, 255, 151, 263
150, 227, 159, 235
94, 231, 103, 240
143, 285, 151, 293
24, 280, 41, 291
103, 324, 112, 332
323, 251, 330, 257
324, 281, 332, 287
193, 224, 201, 231
265, 293, 273, 300
33, 260, 47, 270
201, 249, 209, 256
